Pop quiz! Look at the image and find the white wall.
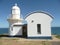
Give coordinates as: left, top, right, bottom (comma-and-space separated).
10, 26, 22, 36
9, 22, 23, 36
25, 12, 53, 37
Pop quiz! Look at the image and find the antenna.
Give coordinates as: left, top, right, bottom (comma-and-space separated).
15, 3, 17, 6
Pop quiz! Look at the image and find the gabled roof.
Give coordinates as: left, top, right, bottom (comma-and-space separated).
25, 11, 54, 19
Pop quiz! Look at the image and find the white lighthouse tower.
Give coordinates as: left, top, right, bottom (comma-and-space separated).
7, 3, 23, 36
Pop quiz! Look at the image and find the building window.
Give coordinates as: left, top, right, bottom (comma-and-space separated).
37, 24, 41, 34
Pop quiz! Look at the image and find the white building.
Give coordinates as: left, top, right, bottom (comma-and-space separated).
7, 4, 53, 39
25, 11, 53, 39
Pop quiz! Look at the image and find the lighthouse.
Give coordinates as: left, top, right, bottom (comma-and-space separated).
7, 3, 23, 36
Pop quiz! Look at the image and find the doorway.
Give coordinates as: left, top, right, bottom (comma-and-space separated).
22, 24, 27, 37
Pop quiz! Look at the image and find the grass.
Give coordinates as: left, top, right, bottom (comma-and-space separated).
55, 35, 60, 39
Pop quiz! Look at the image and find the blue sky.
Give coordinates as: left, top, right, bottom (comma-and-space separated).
0, 0, 60, 28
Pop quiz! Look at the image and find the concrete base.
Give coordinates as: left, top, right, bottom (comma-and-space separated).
27, 36, 52, 39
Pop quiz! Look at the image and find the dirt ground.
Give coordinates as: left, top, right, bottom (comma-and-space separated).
0, 38, 51, 45
0, 35, 60, 45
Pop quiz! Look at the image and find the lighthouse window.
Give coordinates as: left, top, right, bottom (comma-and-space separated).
11, 27, 13, 31
12, 9, 16, 14
37, 24, 41, 34
31, 20, 34, 23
